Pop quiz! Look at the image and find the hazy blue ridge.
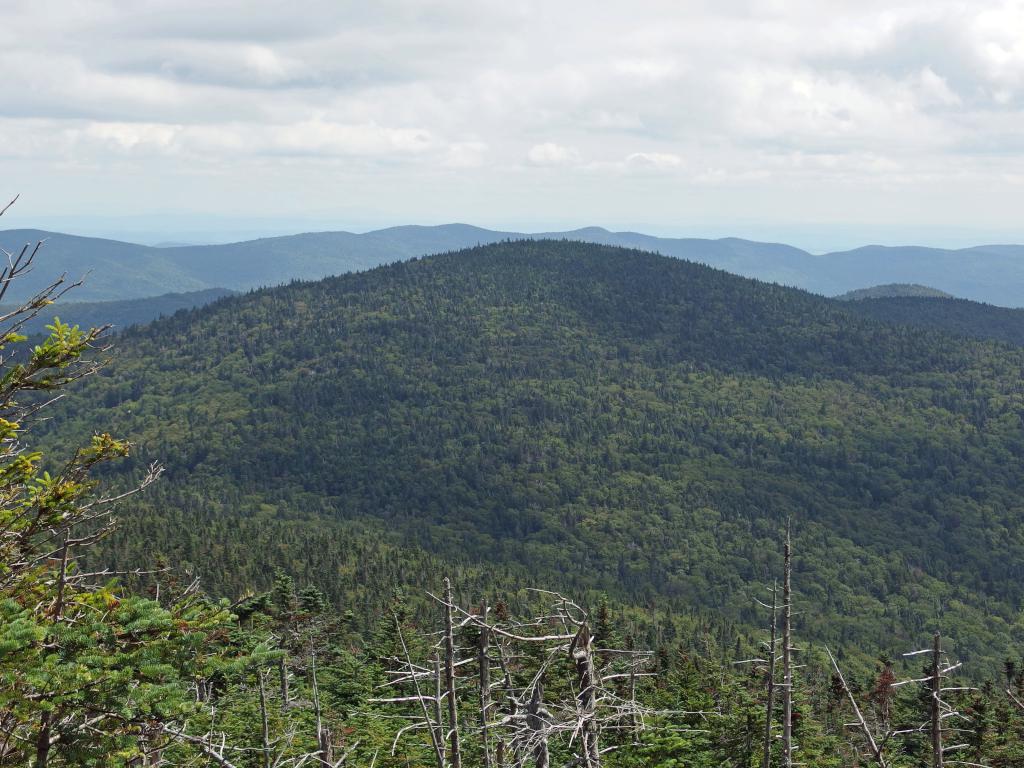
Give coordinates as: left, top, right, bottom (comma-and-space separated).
4, 225, 1024, 305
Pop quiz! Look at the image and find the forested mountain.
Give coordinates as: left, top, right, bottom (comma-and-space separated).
841, 295, 1024, 347
6, 225, 1024, 305
39, 240, 1024, 674
836, 283, 953, 300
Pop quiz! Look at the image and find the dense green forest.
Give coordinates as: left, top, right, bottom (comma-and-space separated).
7, 237, 1024, 765
33, 239, 1024, 671
840, 295, 1024, 347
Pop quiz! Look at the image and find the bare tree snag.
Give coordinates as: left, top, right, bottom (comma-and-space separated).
279, 656, 290, 707
526, 683, 551, 768
571, 622, 601, 768
443, 578, 462, 768
825, 647, 889, 768
434, 655, 446, 768
762, 580, 778, 768
311, 645, 332, 766
894, 634, 973, 768
258, 669, 271, 768
378, 583, 657, 768
391, 614, 445, 768
628, 663, 638, 737
478, 601, 493, 768
782, 523, 793, 768
931, 632, 943, 768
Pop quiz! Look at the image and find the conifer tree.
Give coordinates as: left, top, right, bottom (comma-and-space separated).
0, 205, 237, 766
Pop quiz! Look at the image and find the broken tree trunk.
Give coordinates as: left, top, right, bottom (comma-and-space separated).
782, 524, 793, 768
434, 655, 446, 768
571, 622, 601, 768
931, 632, 943, 768
279, 655, 289, 707
762, 580, 778, 768
526, 683, 550, 768
310, 645, 332, 767
478, 601, 493, 768
443, 578, 462, 768
258, 669, 271, 768
825, 647, 889, 768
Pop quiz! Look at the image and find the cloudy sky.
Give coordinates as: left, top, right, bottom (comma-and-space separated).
2, 0, 1024, 249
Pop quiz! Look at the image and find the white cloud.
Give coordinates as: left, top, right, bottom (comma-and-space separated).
624, 152, 683, 170
527, 143, 581, 166
918, 67, 961, 106
2, 0, 1024, 242
443, 141, 489, 168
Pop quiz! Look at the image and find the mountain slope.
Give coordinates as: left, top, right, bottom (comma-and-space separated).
0, 230, 207, 300
840, 295, 1024, 346
7, 225, 1024, 306
43, 240, 1024, 667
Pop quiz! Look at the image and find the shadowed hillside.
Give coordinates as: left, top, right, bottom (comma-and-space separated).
840, 295, 1024, 347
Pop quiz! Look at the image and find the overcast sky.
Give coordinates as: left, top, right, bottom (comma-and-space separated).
2, 0, 1024, 249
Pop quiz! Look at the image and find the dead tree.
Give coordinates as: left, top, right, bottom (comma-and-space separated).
763, 581, 779, 768
369, 615, 446, 768
280, 656, 290, 708
525, 681, 552, 768
443, 578, 463, 768
434, 655, 446, 766
570, 622, 601, 768
377, 582, 656, 768
258, 669, 272, 768
890, 633, 986, 768
782, 523, 794, 768
825, 647, 889, 768
310, 643, 333, 766
478, 601, 494, 768
460, 588, 656, 767
930, 633, 943, 768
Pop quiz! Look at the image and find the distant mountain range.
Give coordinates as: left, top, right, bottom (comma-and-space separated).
3, 225, 1024, 306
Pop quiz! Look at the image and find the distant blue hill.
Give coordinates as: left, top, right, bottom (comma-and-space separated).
835, 283, 954, 300
2, 225, 1023, 306
3, 288, 236, 335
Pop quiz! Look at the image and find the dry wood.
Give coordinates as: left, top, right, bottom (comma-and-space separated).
782, 523, 793, 768
931, 632, 943, 768
478, 601, 493, 768
443, 578, 462, 768
258, 668, 271, 768
526, 682, 551, 768
825, 647, 889, 768
762, 580, 778, 768
571, 622, 601, 768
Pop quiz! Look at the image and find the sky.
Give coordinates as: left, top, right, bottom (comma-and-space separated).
2, 0, 1024, 250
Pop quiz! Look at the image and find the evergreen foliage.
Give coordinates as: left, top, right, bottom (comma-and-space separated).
840, 295, 1024, 346
36, 239, 1024, 670
10, 236, 1024, 765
